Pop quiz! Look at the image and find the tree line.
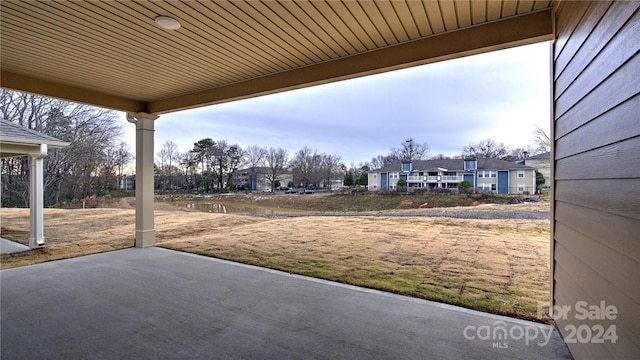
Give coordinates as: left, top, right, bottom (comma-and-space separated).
1, 90, 132, 207
1, 90, 551, 206
155, 140, 349, 193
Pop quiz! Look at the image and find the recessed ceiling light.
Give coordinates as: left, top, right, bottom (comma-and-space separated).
155, 16, 181, 30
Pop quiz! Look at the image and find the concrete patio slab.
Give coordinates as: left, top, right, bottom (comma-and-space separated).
0, 237, 29, 254
0, 248, 571, 359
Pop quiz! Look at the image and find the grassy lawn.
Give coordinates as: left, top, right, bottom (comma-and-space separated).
1, 193, 551, 322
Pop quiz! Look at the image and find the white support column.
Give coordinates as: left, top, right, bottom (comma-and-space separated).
127, 112, 159, 248
28, 144, 47, 249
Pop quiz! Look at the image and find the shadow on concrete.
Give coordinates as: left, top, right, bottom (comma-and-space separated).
0, 248, 571, 359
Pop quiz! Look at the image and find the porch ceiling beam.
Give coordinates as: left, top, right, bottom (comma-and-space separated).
149, 9, 553, 114
0, 71, 147, 113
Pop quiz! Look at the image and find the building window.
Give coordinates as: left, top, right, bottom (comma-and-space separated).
518, 183, 525, 192
490, 171, 497, 178
491, 184, 496, 191
464, 159, 477, 171
373, 174, 377, 178
517, 170, 525, 178
478, 171, 484, 178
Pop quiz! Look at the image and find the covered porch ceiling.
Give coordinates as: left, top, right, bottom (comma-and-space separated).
1, 1, 554, 115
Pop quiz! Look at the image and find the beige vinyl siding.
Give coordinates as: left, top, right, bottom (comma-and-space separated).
368, 173, 380, 191
527, 159, 551, 188
553, 1, 640, 359
508, 169, 535, 194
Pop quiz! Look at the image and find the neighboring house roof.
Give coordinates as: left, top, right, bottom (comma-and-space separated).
527, 151, 550, 160
0, 118, 69, 148
373, 159, 535, 173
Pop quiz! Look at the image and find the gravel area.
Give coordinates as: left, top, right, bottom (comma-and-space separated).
373, 210, 550, 220
269, 209, 550, 220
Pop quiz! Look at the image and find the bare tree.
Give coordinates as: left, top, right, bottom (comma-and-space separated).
0, 90, 55, 129
461, 138, 509, 159
157, 140, 179, 191
430, 153, 451, 160
180, 151, 198, 191
369, 155, 386, 169
263, 147, 288, 191
319, 154, 343, 189
290, 146, 322, 188
242, 145, 267, 191
532, 125, 551, 154
368, 154, 398, 169
390, 137, 430, 161
114, 142, 133, 179
0, 90, 123, 206
504, 146, 535, 161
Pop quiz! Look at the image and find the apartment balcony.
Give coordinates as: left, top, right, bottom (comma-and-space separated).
423, 175, 464, 182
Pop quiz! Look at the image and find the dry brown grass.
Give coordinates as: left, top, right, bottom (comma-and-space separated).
0, 207, 264, 269
1, 200, 550, 321
159, 216, 550, 320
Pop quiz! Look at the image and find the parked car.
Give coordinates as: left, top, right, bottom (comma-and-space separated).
284, 188, 298, 194
262, 189, 272, 193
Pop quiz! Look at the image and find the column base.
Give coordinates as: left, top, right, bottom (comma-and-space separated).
135, 229, 156, 248
28, 237, 45, 249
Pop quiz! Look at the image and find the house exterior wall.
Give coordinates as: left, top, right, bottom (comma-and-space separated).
553, 1, 639, 358
233, 169, 293, 191
527, 158, 551, 188
367, 164, 535, 195
508, 169, 536, 194
367, 172, 381, 191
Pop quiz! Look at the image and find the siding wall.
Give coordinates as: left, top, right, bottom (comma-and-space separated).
553, 1, 639, 358
367, 173, 380, 191
527, 158, 551, 188
508, 169, 536, 194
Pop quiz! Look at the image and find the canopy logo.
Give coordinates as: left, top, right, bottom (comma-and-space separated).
463, 321, 554, 348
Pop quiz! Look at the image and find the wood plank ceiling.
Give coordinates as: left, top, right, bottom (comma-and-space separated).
0, 1, 554, 114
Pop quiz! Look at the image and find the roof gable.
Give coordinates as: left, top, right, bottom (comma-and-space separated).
1, 119, 70, 157
0, 119, 68, 146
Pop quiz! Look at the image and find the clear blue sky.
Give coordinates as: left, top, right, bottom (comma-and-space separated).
122, 41, 551, 167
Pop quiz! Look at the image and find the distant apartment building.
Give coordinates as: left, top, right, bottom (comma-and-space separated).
368, 159, 537, 194
522, 151, 550, 189
232, 167, 293, 191
117, 175, 135, 191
